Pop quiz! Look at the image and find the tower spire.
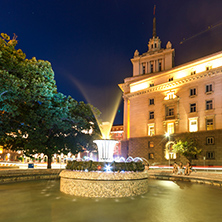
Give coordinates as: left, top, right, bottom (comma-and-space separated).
153, 5, 156, 37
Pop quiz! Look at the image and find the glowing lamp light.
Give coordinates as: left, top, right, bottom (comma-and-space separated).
104, 164, 112, 172
164, 91, 176, 100
0, 146, 3, 154
97, 165, 102, 170
130, 81, 149, 93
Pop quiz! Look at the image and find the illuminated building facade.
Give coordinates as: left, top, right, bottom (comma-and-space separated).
0, 146, 21, 161
119, 14, 222, 166
110, 125, 124, 158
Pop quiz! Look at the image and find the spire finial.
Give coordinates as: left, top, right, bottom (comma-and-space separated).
153, 5, 156, 37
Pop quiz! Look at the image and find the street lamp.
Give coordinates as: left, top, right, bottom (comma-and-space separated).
165, 132, 170, 138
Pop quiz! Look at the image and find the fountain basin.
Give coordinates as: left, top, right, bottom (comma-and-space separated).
59, 170, 148, 198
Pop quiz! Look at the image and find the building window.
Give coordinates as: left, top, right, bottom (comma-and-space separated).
191, 71, 196, 75
190, 103, 196, 113
206, 100, 213, 110
206, 119, 214, 130
148, 124, 155, 136
206, 66, 212, 71
149, 111, 154, 119
206, 151, 215, 159
166, 107, 174, 117
189, 118, 198, 132
190, 88, 197, 96
167, 122, 174, 134
205, 84, 213, 93
206, 137, 214, 145
169, 77, 173, 82
159, 61, 162, 71
148, 153, 154, 159
148, 141, 154, 148
142, 64, 146, 74
150, 83, 154, 87
149, 98, 154, 105
150, 63, 153, 73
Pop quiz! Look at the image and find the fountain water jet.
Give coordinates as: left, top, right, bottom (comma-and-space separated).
94, 139, 118, 162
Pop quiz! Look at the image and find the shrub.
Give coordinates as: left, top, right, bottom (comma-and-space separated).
66, 160, 145, 172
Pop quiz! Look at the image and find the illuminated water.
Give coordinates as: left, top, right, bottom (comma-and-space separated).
1, 179, 222, 222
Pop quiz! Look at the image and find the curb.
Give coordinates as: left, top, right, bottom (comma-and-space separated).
0, 169, 63, 184
148, 172, 222, 187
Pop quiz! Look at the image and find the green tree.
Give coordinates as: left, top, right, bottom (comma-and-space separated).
172, 136, 202, 163
0, 33, 57, 139
26, 97, 100, 168
0, 33, 100, 168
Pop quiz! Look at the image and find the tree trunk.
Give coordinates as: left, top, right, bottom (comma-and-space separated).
47, 155, 52, 169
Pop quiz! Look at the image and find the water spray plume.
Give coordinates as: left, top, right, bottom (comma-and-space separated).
94, 92, 122, 139
67, 74, 122, 139
100, 122, 112, 139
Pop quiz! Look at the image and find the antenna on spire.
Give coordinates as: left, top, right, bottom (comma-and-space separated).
153, 5, 156, 37
153, 5, 156, 16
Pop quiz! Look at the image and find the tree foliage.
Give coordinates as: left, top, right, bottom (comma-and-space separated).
172, 136, 202, 162
0, 33, 100, 168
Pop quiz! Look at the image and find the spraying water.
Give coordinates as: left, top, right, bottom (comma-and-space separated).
67, 75, 122, 139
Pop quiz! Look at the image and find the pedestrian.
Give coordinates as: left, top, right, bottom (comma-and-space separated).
178, 162, 184, 175
184, 162, 192, 175
173, 162, 178, 174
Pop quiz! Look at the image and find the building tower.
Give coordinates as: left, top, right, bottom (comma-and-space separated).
119, 7, 222, 166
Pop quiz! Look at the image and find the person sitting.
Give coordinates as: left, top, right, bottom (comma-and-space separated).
144, 163, 149, 172
172, 162, 178, 174
178, 162, 184, 175
184, 162, 192, 176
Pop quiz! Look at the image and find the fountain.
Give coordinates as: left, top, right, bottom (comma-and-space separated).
59, 121, 148, 198
60, 162, 148, 198
59, 90, 148, 198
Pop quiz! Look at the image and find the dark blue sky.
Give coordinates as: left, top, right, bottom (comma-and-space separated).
1, 0, 222, 124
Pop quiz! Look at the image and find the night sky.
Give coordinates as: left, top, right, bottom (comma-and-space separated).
1, 0, 222, 125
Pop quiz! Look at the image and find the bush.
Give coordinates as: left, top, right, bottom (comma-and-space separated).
66, 160, 145, 172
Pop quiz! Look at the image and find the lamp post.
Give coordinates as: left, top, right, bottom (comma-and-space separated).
165, 133, 170, 167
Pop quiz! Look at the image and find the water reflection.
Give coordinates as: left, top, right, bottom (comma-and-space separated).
174, 181, 193, 189
0, 179, 222, 222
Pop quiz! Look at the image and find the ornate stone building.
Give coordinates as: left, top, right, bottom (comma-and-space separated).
119, 14, 222, 166
110, 125, 124, 158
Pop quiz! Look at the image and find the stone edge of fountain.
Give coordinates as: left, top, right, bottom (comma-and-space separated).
59, 170, 149, 198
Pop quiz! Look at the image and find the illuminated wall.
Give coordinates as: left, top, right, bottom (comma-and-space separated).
119, 50, 222, 139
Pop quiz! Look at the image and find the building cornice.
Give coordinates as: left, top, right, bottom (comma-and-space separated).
131, 48, 174, 63
124, 67, 222, 99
